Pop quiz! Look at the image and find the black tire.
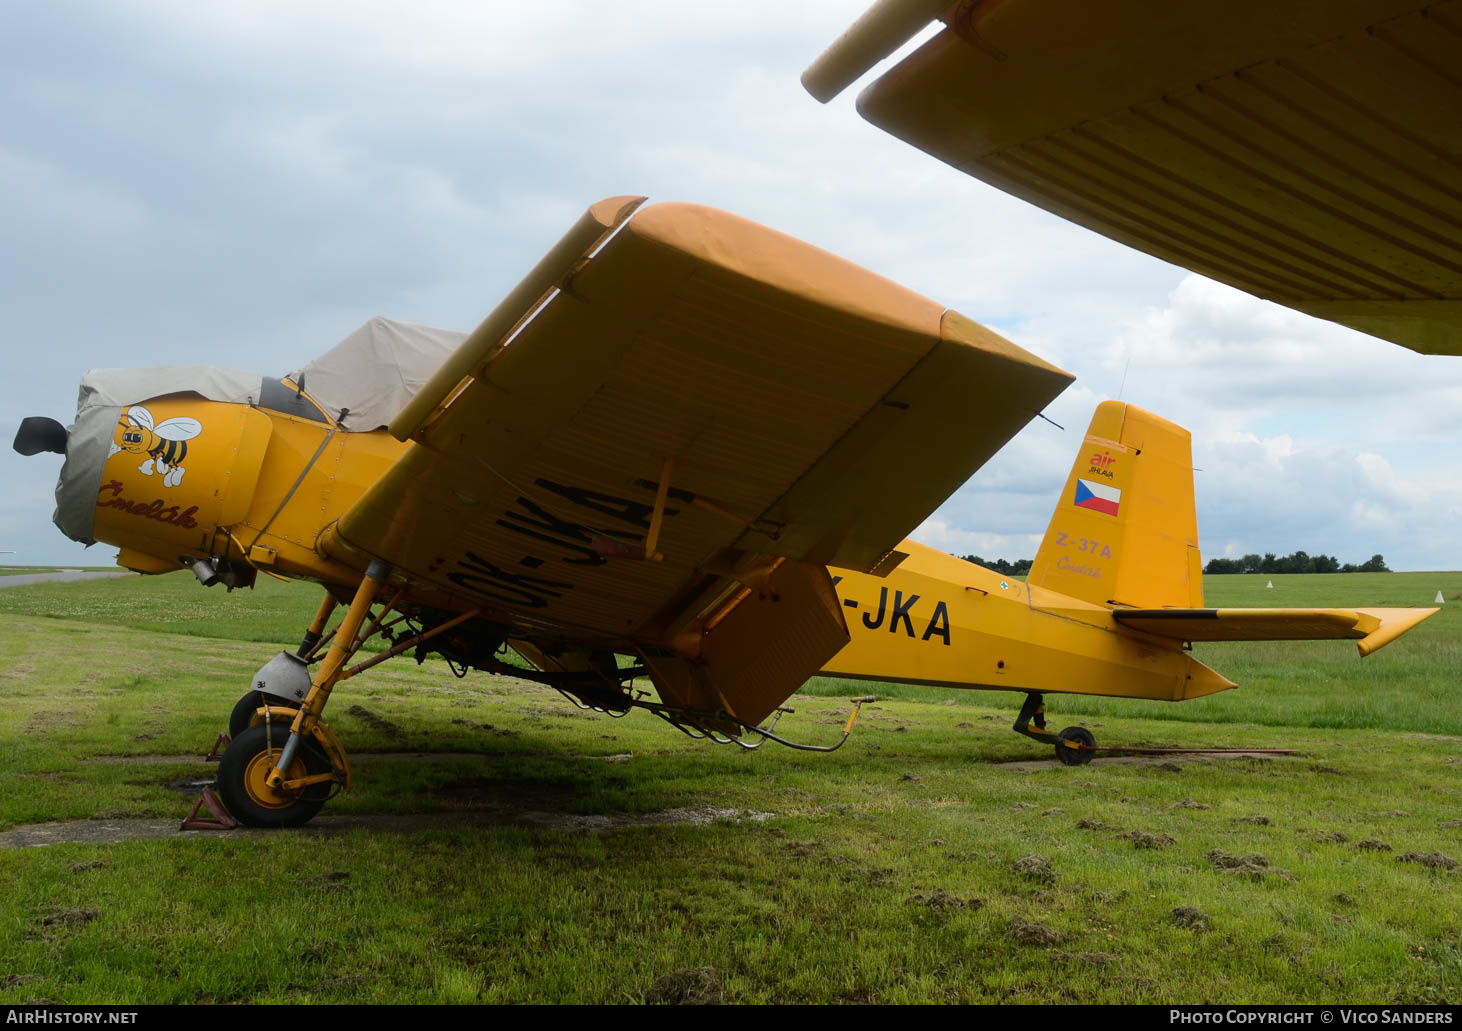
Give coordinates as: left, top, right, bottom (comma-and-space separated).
217, 722, 333, 828
1055, 726, 1096, 766
228, 690, 298, 739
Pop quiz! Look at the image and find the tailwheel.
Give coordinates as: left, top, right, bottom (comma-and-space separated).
217, 723, 332, 828
1055, 726, 1096, 766
227, 690, 297, 739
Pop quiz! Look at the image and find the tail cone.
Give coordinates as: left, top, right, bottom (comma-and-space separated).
1182, 657, 1236, 699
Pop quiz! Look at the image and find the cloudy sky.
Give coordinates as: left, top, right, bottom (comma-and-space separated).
3, 1, 1458, 571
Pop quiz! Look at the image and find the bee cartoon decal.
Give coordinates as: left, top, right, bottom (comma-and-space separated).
109, 406, 202, 488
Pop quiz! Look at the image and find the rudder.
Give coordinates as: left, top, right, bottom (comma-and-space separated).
1027, 401, 1203, 609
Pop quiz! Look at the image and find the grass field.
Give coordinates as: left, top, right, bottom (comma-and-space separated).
809, 571, 1462, 735
0, 570, 1458, 1004
0, 567, 116, 577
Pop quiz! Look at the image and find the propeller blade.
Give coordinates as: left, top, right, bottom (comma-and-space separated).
12, 417, 69, 456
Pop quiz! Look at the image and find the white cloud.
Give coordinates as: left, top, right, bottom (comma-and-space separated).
2, 2, 1458, 572
912, 519, 1043, 562
922, 275, 1462, 570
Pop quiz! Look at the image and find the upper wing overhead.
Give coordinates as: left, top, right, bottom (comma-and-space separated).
805, 0, 1462, 355
1113, 607, 1438, 657
328, 196, 1072, 650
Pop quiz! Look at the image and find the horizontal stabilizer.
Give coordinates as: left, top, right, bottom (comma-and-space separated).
1113, 607, 1438, 657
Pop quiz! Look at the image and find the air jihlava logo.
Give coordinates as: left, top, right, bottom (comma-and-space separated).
1086, 449, 1118, 478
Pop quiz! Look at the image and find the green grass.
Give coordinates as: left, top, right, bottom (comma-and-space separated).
0, 572, 1459, 1004
806, 570, 1462, 736
0, 569, 321, 643
0, 566, 117, 577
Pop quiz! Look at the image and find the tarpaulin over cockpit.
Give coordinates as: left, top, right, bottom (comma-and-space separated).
289, 317, 465, 431
54, 317, 462, 544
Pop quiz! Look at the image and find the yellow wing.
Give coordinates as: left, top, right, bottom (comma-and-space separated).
324, 197, 1072, 725
1112, 607, 1438, 657
805, 0, 1462, 355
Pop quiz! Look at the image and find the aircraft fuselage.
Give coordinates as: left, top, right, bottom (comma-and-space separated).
823, 541, 1234, 702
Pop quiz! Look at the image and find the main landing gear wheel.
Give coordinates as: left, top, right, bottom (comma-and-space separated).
1055, 726, 1096, 766
228, 691, 297, 739
216, 723, 332, 828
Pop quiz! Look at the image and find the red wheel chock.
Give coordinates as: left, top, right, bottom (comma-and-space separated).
204, 732, 230, 762
180, 785, 237, 831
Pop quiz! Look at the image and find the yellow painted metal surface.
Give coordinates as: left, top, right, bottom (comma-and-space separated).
232, 418, 405, 586
247, 706, 351, 791
1028, 401, 1202, 609
821, 401, 1435, 700
823, 540, 1222, 702
91, 391, 410, 593
79, 376, 1439, 720
289, 561, 388, 741
735, 309, 1073, 568
389, 195, 647, 441
832, 0, 1462, 354
115, 547, 181, 575
1115, 605, 1438, 656
692, 559, 848, 726
1355, 607, 1438, 656
327, 200, 1069, 663
322, 200, 1069, 724
63, 191, 1439, 739
94, 400, 273, 564
1116, 608, 1372, 642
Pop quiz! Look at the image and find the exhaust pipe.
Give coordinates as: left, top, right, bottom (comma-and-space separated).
189, 558, 220, 587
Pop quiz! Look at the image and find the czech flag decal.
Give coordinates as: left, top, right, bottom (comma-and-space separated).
1073, 478, 1121, 517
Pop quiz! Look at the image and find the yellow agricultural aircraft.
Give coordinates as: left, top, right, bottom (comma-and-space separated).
13, 197, 1436, 828
804, 0, 1462, 355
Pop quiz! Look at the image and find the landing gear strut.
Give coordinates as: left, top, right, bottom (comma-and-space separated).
198, 557, 877, 827
1013, 692, 1095, 766
206, 560, 488, 828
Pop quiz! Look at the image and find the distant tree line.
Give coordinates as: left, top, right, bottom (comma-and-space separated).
957, 551, 1390, 576
962, 555, 1033, 576
1204, 552, 1390, 574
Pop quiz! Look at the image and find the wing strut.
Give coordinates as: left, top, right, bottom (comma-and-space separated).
643, 456, 674, 561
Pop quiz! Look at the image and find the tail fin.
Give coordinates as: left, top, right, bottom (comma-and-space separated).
1028, 401, 1203, 609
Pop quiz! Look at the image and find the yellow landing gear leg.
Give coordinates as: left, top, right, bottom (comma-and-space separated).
298, 593, 340, 658
265, 559, 391, 795
215, 560, 391, 827
217, 560, 391, 827
1013, 692, 1095, 767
